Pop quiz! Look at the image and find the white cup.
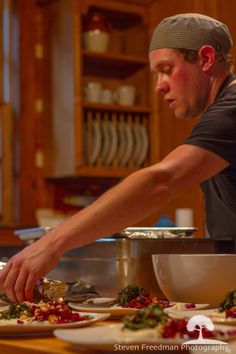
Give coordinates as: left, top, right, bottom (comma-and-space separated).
175, 208, 194, 227
100, 89, 113, 104
114, 85, 136, 106
85, 82, 102, 103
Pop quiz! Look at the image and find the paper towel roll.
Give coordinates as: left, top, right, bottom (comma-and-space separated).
175, 208, 194, 227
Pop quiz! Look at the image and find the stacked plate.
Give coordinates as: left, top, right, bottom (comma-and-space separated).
84, 110, 149, 168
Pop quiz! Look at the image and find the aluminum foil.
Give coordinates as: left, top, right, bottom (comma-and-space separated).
115, 227, 197, 239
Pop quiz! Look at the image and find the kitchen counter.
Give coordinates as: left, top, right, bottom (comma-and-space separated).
1, 238, 235, 299
0, 320, 235, 354
0, 321, 110, 354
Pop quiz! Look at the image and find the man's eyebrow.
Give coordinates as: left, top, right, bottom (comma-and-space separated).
151, 60, 171, 71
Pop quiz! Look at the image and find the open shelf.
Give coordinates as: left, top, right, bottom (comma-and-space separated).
83, 102, 151, 113
83, 50, 148, 79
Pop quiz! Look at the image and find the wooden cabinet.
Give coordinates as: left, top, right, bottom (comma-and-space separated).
38, 0, 153, 178
19, 0, 208, 235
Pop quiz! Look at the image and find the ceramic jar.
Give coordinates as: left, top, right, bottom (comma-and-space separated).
83, 12, 110, 52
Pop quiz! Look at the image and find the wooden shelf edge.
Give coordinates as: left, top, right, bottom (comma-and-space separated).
83, 102, 151, 113
82, 49, 148, 64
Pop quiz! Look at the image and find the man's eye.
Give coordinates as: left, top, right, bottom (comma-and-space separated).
163, 66, 172, 74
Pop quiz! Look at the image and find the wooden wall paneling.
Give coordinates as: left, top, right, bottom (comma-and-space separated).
215, 0, 236, 66
42, 0, 75, 177
72, 0, 84, 170
40, 2, 56, 179
34, 5, 54, 210
18, 0, 38, 224
81, 0, 149, 23
0, 2, 3, 102
0, 103, 14, 223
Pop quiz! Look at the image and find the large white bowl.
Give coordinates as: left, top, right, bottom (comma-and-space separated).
152, 254, 236, 307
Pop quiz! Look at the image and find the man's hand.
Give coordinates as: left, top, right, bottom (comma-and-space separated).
0, 236, 61, 302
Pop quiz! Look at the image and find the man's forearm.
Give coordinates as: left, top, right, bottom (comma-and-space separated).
48, 166, 172, 254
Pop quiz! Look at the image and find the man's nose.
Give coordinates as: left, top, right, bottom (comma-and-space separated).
156, 80, 169, 94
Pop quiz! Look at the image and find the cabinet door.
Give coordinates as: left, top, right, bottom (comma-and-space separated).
41, 0, 152, 178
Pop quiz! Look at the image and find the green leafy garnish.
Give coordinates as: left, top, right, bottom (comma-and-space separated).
0, 303, 32, 320
218, 290, 236, 312
122, 303, 168, 330
115, 285, 149, 306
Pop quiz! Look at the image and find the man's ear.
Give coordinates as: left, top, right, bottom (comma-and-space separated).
198, 45, 215, 72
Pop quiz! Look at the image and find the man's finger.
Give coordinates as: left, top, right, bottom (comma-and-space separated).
3, 266, 21, 302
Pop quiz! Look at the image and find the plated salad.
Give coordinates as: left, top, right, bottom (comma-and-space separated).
0, 300, 92, 325
112, 285, 196, 310
121, 303, 236, 340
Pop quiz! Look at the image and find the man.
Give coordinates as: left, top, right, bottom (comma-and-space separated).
1, 13, 235, 302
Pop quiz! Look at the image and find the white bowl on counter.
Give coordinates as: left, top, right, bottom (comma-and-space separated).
152, 254, 236, 307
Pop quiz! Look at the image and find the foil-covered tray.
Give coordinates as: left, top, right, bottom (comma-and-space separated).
113, 227, 198, 239
14, 227, 52, 245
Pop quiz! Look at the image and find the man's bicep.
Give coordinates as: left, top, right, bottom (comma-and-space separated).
157, 144, 229, 198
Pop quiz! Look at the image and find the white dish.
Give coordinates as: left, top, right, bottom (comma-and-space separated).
167, 308, 217, 320
166, 307, 236, 326
99, 119, 111, 165
54, 323, 236, 352
90, 118, 102, 165
0, 312, 110, 334
209, 310, 236, 326
116, 119, 127, 166
68, 302, 137, 317
132, 121, 143, 167
137, 123, 149, 166
106, 120, 118, 166
167, 303, 209, 311
210, 317, 236, 326
122, 122, 134, 166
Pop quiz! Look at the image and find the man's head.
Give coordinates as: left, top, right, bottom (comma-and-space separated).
149, 13, 233, 119
149, 13, 233, 57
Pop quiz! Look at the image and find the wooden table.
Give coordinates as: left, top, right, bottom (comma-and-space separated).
0, 320, 236, 354
0, 321, 110, 354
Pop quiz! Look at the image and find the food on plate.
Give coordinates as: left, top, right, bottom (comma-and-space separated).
219, 289, 236, 317
210, 289, 236, 320
120, 304, 236, 340
0, 278, 100, 304
113, 285, 153, 309
122, 304, 168, 330
0, 300, 92, 325
168, 302, 196, 310
112, 285, 171, 309
111, 284, 196, 310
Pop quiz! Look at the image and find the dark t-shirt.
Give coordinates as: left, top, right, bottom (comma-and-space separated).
184, 73, 236, 239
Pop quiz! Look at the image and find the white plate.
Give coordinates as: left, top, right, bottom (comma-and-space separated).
106, 120, 118, 165
209, 311, 236, 326
0, 312, 110, 334
167, 308, 218, 320
90, 118, 102, 165
164, 308, 236, 326
132, 121, 143, 167
54, 323, 236, 352
116, 119, 127, 166
137, 123, 149, 166
68, 302, 137, 317
99, 119, 111, 165
210, 317, 236, 326
167, 303, 209, 312
121, 122, 134, 166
